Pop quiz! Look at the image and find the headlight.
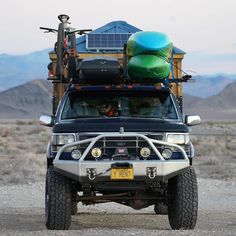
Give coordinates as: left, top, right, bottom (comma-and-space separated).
52, 134, 76, 145
166, 134, 189, 144
162, 148, 172, 159
91, 148, 102, 159
71, 149, 82, 160
140, 147, 151, 159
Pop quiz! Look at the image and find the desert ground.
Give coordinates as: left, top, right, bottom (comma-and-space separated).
0, 120, 236, 235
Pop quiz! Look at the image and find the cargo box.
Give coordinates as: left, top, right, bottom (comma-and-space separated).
78, 57, 122, 84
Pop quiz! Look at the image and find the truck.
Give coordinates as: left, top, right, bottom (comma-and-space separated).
40, 15, 201, 230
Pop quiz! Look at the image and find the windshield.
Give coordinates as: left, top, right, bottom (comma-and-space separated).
61, 91, 178, 120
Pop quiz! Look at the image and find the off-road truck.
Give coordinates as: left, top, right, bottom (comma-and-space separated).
40, 15, 201, 230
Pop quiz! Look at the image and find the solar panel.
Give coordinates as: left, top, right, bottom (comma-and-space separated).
86, 33, 132, 50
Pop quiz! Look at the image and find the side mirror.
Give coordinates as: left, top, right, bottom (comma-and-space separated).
39, 115, 54, 127
185, 115, 201, 126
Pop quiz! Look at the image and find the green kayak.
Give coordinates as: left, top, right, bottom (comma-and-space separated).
127, 31, 173, 58
128, 54, 171, 82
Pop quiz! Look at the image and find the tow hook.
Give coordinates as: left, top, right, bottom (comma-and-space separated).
86, 168, 97, 180
146, 167, 157, 179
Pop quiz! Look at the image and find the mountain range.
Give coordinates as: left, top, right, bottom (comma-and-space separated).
0, 50, 236, 98
183, 82, 236, 120
0, 49, 235, 120
0, 49, 49, 91
0, 80, 52, 119
0, 79, 235, 120
182, 74, 236, 98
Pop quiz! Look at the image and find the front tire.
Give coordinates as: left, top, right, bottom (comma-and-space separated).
71, 192, 78, 215
45, 167, 71, 230
168, 167, 198, 230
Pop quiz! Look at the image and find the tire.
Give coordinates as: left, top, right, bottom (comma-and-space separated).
45, 167, 71, 230
154, 201, 168, 215
71, 192, 78, 215
168, 167, 198, 230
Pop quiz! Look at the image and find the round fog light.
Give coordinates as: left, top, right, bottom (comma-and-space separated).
140, 147, 151, 159
91, 148, 102, 159
162, 148, 172, 159
71, 149, 82, 160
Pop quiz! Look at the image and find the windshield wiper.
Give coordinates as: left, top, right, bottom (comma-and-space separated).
129, 115, 165, 120
64, 116, 101, 119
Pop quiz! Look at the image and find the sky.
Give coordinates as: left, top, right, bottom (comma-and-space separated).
1, 0, 236, 75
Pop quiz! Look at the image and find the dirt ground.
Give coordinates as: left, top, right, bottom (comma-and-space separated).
0, 120, 49, 184
0, 120, 235, 184
0, 179, 235, 236
190, 121, 236, 180
0, 120, 236, 235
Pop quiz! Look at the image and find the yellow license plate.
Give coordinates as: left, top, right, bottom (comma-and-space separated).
111, 168, 134, 180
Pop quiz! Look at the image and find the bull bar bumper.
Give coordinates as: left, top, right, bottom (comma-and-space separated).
53, 132, 190, 181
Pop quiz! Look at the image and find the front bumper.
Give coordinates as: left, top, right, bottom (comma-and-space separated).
53, 132, 190, 182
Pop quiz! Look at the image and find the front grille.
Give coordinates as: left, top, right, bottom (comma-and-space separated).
78, 133, 164, 161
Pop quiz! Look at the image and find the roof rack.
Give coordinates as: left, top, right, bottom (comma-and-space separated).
41, 15, 192, 116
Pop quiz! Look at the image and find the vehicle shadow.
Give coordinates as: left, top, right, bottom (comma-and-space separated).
0, 211, 170, 232
71, 212, 170, 230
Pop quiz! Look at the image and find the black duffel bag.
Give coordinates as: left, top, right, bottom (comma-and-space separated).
78, 57, 122, 84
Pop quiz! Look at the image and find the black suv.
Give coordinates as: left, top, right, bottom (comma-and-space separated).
40, 84, 200, 230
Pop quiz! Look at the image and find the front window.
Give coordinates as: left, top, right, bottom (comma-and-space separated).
61, 91, 178, 120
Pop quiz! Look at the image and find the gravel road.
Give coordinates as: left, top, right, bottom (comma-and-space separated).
0, 178, 236, 236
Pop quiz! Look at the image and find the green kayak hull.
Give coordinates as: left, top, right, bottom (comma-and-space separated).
128, 54, 171, 81
127, 31, 173, 58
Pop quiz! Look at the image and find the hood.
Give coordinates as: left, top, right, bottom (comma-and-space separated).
53, 118, 189, 133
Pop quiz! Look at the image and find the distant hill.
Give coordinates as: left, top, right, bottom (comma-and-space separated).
184, 81, 236, 120
0, 49, 50, 91
183, 75, 235, 98
0, 80, 52, 119
183, 94, 203, 109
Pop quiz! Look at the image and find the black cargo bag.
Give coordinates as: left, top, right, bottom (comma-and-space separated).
78, 57, 122, 84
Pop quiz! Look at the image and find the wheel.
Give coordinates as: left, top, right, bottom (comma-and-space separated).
71, 192, 78, 215
154, 201, 168, 215
56, 22, 65, 78
45, 167, 71, 230
168, 167, 198, 230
